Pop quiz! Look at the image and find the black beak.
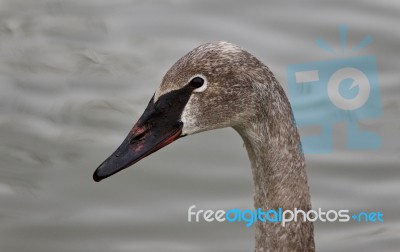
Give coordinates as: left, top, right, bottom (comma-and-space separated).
93, 86, 195, 182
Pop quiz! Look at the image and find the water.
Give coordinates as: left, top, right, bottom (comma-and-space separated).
1, 0, 399, 251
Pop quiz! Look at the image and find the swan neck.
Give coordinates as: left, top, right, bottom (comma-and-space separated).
234, 85, 315, 251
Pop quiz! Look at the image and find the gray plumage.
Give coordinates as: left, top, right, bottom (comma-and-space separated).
155, 41, 315, 251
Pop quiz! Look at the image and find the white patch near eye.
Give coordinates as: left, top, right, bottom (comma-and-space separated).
190, 74, 208, 93
180, 100, 197, 136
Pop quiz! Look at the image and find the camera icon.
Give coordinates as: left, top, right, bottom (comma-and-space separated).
287, 55, 381, 153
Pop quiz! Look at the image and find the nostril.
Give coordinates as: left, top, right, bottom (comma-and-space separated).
130, 130, 147, 144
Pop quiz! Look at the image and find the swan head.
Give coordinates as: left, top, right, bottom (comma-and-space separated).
93, 41, 271, 182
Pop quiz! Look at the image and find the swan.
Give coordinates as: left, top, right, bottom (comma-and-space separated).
93, 41, 315, 251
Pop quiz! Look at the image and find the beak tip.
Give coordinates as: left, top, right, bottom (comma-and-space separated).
93, 169, 103, 182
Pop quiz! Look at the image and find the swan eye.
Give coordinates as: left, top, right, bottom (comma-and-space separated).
189, 77, 204, 88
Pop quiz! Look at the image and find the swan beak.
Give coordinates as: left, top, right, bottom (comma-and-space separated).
93, 96, 183, 182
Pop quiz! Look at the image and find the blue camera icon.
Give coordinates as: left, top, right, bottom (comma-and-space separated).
287, 55, 381, 154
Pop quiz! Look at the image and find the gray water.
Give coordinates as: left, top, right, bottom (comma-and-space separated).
1, 0, 399, 251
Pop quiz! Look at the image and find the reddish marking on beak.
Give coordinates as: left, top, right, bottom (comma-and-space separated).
131, 125, 147, 136
93, 123, 182, 182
